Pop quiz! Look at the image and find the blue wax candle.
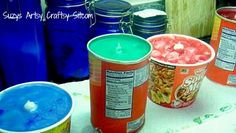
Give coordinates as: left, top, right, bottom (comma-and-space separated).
0, 82, 73, 132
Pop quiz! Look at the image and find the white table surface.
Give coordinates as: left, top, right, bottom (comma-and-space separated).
60, 77, 236, 133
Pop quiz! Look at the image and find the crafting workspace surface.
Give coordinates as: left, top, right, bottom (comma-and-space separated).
60, 77, 236, 133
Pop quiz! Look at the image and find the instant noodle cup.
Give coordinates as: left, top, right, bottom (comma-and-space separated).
0, 82, 73, 133
147, 34, 215, 108
88, 33, 152, 132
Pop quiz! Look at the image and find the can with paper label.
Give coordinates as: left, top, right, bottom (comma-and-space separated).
206, 7, 236, 86
87, 34, 152, 132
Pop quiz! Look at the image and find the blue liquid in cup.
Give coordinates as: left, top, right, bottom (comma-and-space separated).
0, 82, 72, 132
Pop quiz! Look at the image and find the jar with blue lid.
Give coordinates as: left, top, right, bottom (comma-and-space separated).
0, 0, 47, 90
90, 0, 132, 37
132, 9, 167, 38
45, 0, 92, 83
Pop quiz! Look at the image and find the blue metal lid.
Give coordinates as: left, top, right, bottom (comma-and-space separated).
46, 0, 85, 7
133, 9, 167, 24
94, 0, 131, 16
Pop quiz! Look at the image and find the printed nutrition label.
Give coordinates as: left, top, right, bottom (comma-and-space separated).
106, 70, 134, 119
215, 27, 236, 71
105, 65, 149, 119
134, 64, 149, 87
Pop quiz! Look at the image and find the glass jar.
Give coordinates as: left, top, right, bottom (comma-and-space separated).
91, 0, 132, 37
0, 0, 47, 89
132, 9, 167, 38
45, 0, 92, 83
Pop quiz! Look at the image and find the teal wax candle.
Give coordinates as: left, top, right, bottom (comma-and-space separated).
87, 33, 152, 132
0, 82, 73, 132
88, 33, 152, 63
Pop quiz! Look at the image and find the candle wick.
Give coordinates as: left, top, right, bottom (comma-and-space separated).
116, 43, 123, 54
174, 42, 184, 50
24, 100, 38, 112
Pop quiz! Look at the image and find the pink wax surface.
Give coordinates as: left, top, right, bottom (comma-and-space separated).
149, 35, 212, 64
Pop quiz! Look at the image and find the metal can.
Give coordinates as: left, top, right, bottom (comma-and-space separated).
0, 82, 73, 133
45, 0, 92, 83
206, 7, 236, 86
87, 34, 152, 132
90, 0, 132, 37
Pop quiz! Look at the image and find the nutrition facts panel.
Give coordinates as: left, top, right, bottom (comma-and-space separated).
215, 27, 236, 71
134, 64, 149, 87
105, 70, 134, 119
